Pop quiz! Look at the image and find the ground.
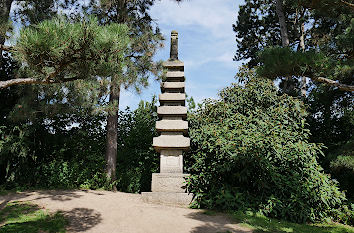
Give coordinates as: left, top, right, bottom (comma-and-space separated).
0, 190, 251, 233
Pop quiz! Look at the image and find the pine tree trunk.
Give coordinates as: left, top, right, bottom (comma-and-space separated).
299, 21, 307, 97
275, 0, 289, 47
275, 0, 293, 94
105, 76, 120, 191
0, 0, 13, 62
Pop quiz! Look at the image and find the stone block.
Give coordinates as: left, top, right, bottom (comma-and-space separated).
160, 150, 183, 173
159, 93, 185, 102
141, 192, 193, 207
157, 106, 187, 118
151, 173, 189, 192
163, 60, 184, 68
165, 71, 184, 78
153, 135, 190, 151
161, 82, 185, 92
156, 120, 188, 133
164, 71, 185, 82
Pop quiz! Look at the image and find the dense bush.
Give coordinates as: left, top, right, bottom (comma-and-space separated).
305, 85, 354, 200
116, 99, 159, 193
0, 114, 108, 190
185, 68, 351, 223
328, 139, 354, 200
0, 99, 159, 192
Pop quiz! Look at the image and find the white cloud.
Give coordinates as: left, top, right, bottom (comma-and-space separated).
184, 51, 235, 69
151, 0, 238, 39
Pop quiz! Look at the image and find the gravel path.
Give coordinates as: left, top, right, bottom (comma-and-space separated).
1, 190, 252, 233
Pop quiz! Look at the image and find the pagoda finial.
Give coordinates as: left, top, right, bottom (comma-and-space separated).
170, 30, 178, 60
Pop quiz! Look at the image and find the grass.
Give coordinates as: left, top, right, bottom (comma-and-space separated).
231, 211, 354, 233
0, 201, 67, 233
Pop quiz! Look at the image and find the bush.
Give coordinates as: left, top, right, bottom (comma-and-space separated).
116, 99, 159, 193
185, 67, 351, 223
0, 113, 108, 190
329, 138, 354, 200
0, 98, 159, 193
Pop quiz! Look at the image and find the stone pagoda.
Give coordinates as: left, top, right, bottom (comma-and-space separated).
142, 31, 192, 207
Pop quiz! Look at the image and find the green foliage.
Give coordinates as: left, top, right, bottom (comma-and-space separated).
0, 97, 159, 192
14, 16, 130, 83
257, 46, 353, 86
306, 85, 354, 199
234, 0, 353, 208
232, 210, 354, 233
257, 47, 325, 79
0, 113, 107, 190
235, 0, 354, 88
116, 98, 159, 193
328, 139, 354, 200
185, 67, 351, 223
0, 202, 67, 233
233, 0, 279, 67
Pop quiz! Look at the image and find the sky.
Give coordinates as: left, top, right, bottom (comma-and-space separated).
119, 0, 245, 109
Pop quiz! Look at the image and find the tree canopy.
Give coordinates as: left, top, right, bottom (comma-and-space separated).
1, 16, 130, 88
233, 0, 354, 92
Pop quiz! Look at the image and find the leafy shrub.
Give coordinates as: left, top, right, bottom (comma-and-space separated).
185, 67, 351, 223
0, 98, 159, 193
116, 99, 159, 193
0, 113, 107, 190
329, 139, 354, 200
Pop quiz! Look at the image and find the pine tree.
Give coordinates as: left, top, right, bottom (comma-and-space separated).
234, 0, 354, 92
0, 0, 184, 188
86, 0, 164, 186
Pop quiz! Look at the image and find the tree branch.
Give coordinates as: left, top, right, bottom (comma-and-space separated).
341, 0, 354, 9
311, 76, 354, 92
0, 77, 81, 89
0, 44, 13, 52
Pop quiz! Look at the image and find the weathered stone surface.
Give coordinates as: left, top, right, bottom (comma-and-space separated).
164, 71, 185, 82
160, 149, 183, 173
163, 60, 184, 68
170, 30, 178, 60
161, 82, 185, 91
151, 173, 188, 192
166, 71, 184, 78
159, 93, 185, 102
141, 192, 193, 207
161, 150, 183, 156
156, 120, 188, 133
153, 135, 190, 150
144, 31, 192, 208
157, 106, 187, 118
160, 155, 183, 173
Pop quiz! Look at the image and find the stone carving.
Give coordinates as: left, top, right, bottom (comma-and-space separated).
142, 31, 193, 207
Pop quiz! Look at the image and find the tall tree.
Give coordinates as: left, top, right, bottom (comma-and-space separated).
234, 0, 354, 92
234, 0, 354, 197
0, 1, 136, 189
84, 0, 164, 186
0, 0, 13, 63
275, 0, 289, 47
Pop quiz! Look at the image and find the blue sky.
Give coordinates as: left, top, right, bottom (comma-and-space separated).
120, 0, 245, 109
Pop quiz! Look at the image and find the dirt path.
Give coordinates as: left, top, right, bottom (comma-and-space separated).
1, 190, 252, 233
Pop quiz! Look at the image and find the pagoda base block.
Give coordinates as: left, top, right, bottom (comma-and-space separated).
141, 192, 193, 207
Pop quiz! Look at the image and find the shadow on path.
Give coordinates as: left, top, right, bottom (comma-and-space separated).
1, 190, 84, 211
62, 207, 102, 232
186, 211, 252, 233
0, 193, 32, 210
31, 190, 84, 202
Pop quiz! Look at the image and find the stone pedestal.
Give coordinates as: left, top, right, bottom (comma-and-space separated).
151, 173, 187, 192
142, 31, 192, 207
